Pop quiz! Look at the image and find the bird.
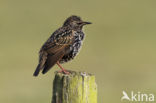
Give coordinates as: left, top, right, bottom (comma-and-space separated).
33, 15, 91, 76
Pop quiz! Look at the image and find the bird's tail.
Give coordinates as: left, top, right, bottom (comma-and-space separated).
33, 50, 47, 76
33, 64, 41, 76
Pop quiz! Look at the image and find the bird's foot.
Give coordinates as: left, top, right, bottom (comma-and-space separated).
56, 62, 70, 74
58, 69, 70, 74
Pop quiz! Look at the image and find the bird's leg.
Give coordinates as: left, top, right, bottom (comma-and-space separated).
56, 62, 69, 74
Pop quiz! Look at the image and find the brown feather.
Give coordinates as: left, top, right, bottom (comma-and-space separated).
33, 51, 47, 76
34, 27, 76, 76
42, 48, 66, 74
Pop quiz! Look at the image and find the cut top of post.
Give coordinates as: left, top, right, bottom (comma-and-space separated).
52, 70, 97, 103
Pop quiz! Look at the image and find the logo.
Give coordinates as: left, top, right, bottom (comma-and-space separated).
121, 91, 154, 102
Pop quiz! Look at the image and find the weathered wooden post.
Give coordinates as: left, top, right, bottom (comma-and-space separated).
52, 71, 97, 103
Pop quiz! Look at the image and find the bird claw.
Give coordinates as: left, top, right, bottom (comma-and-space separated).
58, 69, 70, 74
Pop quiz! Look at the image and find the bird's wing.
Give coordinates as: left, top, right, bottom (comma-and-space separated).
41, 29, 75, 74
42, 28, 74, 54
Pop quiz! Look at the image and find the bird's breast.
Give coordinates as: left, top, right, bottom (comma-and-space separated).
71, 32, 84, 53
59, 31, 85, 63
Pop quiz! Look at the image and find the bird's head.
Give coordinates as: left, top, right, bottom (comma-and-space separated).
63, 15, 91, 30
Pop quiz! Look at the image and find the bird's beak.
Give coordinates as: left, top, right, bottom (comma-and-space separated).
82, 21, 92, 25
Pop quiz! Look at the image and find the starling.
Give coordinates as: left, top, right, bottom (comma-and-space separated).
33, 15, 91, 76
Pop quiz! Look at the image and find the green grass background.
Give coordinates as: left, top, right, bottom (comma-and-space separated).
0, 0, 156, 103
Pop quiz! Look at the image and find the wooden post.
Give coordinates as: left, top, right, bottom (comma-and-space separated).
52, 71, 97, 103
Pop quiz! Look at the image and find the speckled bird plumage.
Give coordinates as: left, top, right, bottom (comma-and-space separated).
33, 15, 91, 76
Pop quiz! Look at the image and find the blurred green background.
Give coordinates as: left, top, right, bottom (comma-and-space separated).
0, 0, 156, 103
